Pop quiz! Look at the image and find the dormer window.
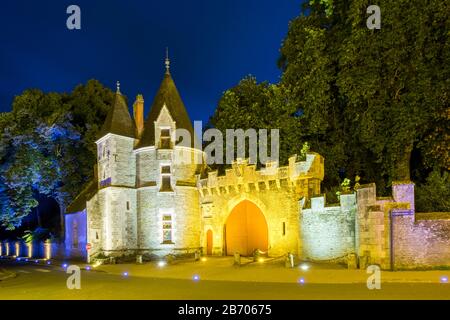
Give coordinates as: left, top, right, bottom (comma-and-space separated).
159, 128, 172, 149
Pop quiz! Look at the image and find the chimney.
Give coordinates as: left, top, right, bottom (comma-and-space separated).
133, 94, 144, 139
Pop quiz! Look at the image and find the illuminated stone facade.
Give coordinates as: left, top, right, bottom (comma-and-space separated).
199, 154, 324, 257
64, 68, 449, 269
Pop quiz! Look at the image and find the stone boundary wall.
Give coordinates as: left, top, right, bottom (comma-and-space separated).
392, 210, 450, 269
300, 193, 356, 261
356, 182, 450, 270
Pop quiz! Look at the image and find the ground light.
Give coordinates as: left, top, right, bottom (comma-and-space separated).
192, 274, 200, 281
201, 257, 207, 262
62, 263, 68, 269
298, 277, 306, 285
300, 263, 309, 271
122, 272, 129, 277
157, 261, 166, 268
85, 266, 91, 271
441, 276, 448, 283
258, 258, 264, 263
46, 260, 51, 265
34, 260, 38, 263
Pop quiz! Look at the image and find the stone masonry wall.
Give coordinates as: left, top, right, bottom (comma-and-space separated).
200, 186, 301, 257
110, 135, 136, 187
301, 194, 356, 261
356, 182, 450, 270
392, 211, 450, 269
198, 153, 325, 257
64, 210, 87, 259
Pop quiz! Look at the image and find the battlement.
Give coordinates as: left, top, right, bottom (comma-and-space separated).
197, 152, 324, 193
301, 193, 356, 213
356, 182, 415, 215
300, 193, 357, 261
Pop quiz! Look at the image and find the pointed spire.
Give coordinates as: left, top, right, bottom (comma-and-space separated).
165, 47, 170, 74
137, 68, 197, 149
98, 83, 135, 139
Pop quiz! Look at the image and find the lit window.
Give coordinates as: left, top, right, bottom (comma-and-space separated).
161, 165, 171, 174
160, 129, 171, 149
162, 214, 173, 243
160, 165, 173, 192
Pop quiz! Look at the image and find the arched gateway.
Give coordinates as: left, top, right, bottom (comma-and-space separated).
225, 200, 268, 256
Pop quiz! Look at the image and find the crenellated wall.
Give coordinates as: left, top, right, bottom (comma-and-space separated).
198, 153, 324, 257
301, 193, 356, 261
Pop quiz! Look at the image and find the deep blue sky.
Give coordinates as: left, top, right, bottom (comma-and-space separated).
0, 0, 303, 123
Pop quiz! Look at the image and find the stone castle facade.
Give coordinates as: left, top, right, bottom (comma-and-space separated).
64, 64, 450, 270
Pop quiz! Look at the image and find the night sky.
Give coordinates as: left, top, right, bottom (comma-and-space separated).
0, 0, 303, 123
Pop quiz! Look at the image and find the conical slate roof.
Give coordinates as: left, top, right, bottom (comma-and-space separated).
98, 92, 135, 139
137, 72, 196, 148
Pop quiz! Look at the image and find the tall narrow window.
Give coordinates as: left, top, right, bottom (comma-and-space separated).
162, 214, 173, 243
160, 165, 173, 192
72, 221, 79, 249
160, 129, 171, 149
126, 201, 130, 211
282, 222, 286, 236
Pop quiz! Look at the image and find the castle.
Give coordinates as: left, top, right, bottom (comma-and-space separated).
64, 60, 450, 270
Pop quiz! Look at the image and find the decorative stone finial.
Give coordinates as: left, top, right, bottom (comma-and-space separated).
165, 47, 170, 74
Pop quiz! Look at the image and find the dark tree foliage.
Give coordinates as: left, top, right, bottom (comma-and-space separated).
0, 80, 114, 231
211, 0, 449, 202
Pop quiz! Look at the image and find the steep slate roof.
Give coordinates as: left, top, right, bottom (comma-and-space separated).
137, 73, 197, 148
66, 180, 98, 213
98, 92, 135, 139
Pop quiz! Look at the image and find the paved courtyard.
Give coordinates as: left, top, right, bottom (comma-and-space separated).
1, 257, 449, 299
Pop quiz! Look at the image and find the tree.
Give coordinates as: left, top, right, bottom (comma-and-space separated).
212, 0, 448, 200
0, 80, 113, 232
415, 169, 450, 212
336, 0, 449, 184
209, 76, 302, 170
278, 1, 352, 188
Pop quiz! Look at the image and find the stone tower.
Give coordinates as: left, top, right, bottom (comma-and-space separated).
134, 60, 204, 256
93, 84, 138, 253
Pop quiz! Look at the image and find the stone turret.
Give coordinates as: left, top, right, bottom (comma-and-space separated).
96, 87, 136, 188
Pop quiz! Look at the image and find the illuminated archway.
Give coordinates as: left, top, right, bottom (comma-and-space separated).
206, 229, 213, 255
225, 200, 268, 256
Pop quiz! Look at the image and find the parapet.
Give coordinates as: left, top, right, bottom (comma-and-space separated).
301, 192, 356, 213
198, 152, 324, 190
